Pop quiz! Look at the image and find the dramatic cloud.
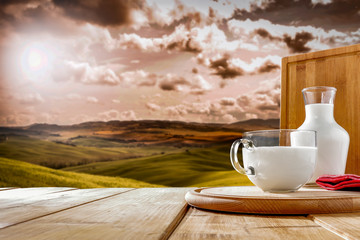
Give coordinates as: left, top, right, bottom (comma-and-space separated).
163, 98, 246, 123
145, 102, 161, 112
236, 77, 280, 119
257, 61, 280, 73
158, 75, 188, 91
145, 0, 222, 29
52, 0, 144, 27
56, 61, 121, 85
219, 97, 236, 106
121, 70, 157, 87
116, 33, 163, 52
228, 55, 281, 74
231, 0, 360, 32
198, 53, 281, 80
1, 0, 359, 125
145, 0, 274, 29
116, 23, 240, 53
0, 0, 86, 43
93, 8, 360, 57
165, 104, 188, 119
254, 28, 282, 41
208, 54, 244, 79
283, 31, 315, 53
56, 61, 211, 94
98, 109, 137, 121
158, 73, 212, 94
227, 18, 358, 53
189, 74, 212, 94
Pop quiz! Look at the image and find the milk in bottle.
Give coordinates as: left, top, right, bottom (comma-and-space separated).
298, 86, 349, 183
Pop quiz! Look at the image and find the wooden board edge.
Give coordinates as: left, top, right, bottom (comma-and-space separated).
307, 215, 357, 240
280, 57, 289, 129
0, 188, 136, 230
160, 201, 190, 240
185, 188, 360, 215
285, 43, 360, 63
186, 188, 360, 201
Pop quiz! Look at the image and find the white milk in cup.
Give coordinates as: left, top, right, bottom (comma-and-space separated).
230, 129, 317, 193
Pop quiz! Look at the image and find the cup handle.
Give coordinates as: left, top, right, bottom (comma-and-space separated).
230, 139, 255, 175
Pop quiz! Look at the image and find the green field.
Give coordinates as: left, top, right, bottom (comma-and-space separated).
0, 119, 268, 188
64, 145, 252, 187
0, 157, 162, 188
0, 135, 181, 169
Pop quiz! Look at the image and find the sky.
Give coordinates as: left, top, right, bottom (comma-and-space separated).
0, 0, 359, 126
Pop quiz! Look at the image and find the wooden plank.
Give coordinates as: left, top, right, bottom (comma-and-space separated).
0, 188, 131, 229
309, 213, 360, 240
170, 207, 343, 239
0, 188, 191, 240
0, 187, 76, 209
0, 187, 74, 201
280, 57, 289, 129
280, 43, 360, 174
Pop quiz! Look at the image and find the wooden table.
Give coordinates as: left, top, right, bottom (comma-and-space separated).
0, 187, 359, 239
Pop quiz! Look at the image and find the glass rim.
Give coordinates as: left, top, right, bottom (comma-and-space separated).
302, 86, 337, 93
243, 129, 316, 135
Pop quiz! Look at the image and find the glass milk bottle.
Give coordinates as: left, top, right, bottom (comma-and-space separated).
298, 86, 349, 183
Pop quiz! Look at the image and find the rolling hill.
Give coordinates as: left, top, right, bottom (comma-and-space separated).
0, 157, 162, 188
64, 145, 253, 187
0, 135, 180, 169
0, 118, 277, 188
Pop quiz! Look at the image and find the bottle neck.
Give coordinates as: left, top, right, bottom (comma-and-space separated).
304, 104, 335, 122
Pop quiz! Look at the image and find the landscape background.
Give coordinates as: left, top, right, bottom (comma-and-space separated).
0, 0, 359, 188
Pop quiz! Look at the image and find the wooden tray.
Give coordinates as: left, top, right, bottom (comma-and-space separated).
185, 186, 360, 214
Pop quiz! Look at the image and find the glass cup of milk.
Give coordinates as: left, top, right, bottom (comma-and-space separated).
230, 129, 317, 193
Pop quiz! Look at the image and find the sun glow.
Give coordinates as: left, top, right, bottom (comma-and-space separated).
20, 42, 54, 77
26, 47, 48, 70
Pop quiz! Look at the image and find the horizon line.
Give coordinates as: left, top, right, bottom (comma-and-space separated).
0, 118, 280, 128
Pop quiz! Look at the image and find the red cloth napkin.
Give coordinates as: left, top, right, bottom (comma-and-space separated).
316, 174, 360, 190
